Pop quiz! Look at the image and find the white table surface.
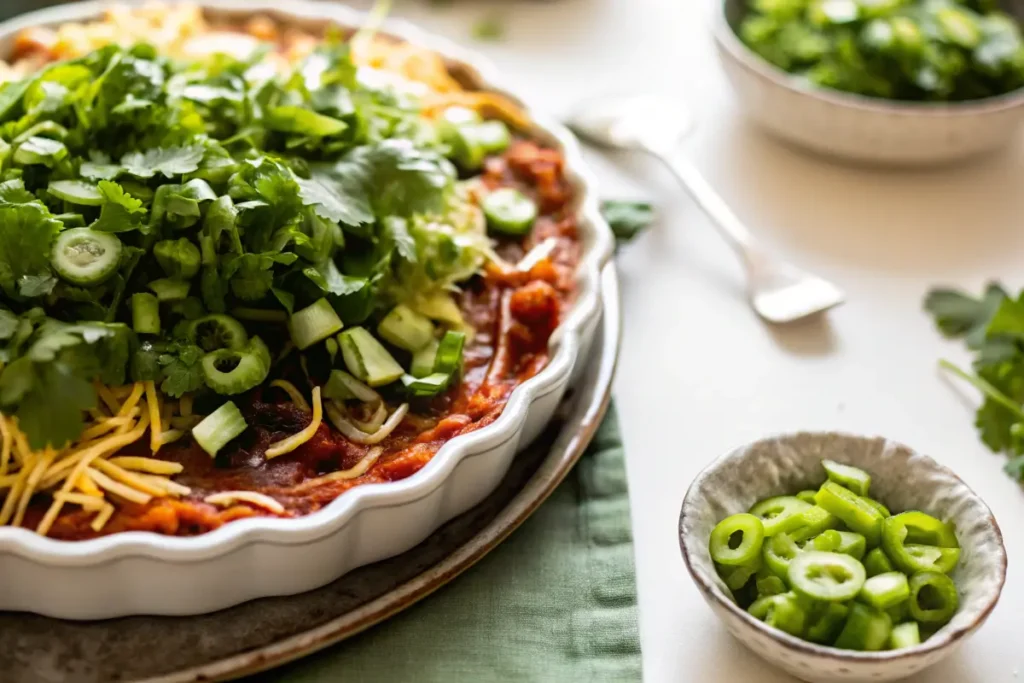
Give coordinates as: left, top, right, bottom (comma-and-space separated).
382, 0, 1024, 680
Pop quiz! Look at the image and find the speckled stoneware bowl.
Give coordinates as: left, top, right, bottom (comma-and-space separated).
679, 432, 1007, 683
712, 0, 1024, 166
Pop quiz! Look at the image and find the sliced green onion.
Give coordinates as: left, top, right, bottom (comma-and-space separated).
201, 337, 271, 395
401, 372, 451, 398
811, 529, 842, 552
433, 330, 466, 375
131, 292, 160, 334
908, 571, 959, 625
709, 513, 765, 567
189, 314, 249, 352
51, 227, 122, 286
154, 238, 202, 280
192, 401, 248, 457
888, 622, 921, 650
747, 592, 806, 637
339, 327, 404, 387
859, 571, 910, 610
232, 307, 288, 323
411, 339, 440, 378
749, 495, 812, 536
148, 278, 191, 302
14, 136, 67, 166
788, 505, 840, 543
322, 369, 380, 403
822, 459, 871, 496
48, 179, 104, 206
834, 603, 892, 651
806, 602, 849, 644
787, 551, 866, 602
814, 482, 884, 547
863, 547, 894, 577
289, 298, 343, 350
378, 304, 435, 351
483, 187, 537, 236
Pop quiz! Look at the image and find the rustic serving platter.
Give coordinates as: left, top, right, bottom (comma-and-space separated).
0, 265, 620, 683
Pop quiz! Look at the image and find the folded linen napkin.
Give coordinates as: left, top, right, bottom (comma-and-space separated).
251, 406, 642, 683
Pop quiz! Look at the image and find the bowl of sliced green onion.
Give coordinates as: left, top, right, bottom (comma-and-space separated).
679, 433, 1006, 683
712, 0, 1024, 165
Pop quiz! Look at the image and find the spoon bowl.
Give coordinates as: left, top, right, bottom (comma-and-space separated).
567, 94, 845, 324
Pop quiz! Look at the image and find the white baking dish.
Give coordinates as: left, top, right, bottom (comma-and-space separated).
0, 0, 614, 619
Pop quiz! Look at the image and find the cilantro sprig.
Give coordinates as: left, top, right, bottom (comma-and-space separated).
925, 283, 1024, 480
0, 35, 490, 449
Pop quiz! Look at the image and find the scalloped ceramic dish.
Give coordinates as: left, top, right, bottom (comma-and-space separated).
679, 432, 1007, 683
0, 0, 614, 619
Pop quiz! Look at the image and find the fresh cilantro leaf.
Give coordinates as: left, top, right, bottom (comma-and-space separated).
91, 180, 147, 233
986, 295, 1024, 340
303, 260, 368, 297
1005, 455, 1024, 480
18, 273, 56, 298
925, 283, 1008, 349
158, 343, 205, 397
0, 202, 62, 297
0, 317, 134, 448
0, 77, 33, 123
336, 140, 455, 218
601, 200, 656, 243
265, 106, 347, 137
0, 309, 18, 340
384, 216, 417, 263
0, 178, 37, 204
120, 144, 206, 178
297, 171, 373, 226
472, 15, 506, 42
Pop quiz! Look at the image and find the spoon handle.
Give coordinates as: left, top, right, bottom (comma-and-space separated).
654, 152, 757, 257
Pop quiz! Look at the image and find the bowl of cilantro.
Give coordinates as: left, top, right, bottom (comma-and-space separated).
712, 0, 1024, 165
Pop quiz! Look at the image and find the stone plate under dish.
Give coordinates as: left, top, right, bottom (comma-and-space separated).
0, 267, 620, 683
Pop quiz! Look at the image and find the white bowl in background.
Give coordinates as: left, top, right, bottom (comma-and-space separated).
712, 0, 1024, 166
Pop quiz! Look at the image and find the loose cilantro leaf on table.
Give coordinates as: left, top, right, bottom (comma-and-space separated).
601, 200, 656, 244
926, 283, 1024, 481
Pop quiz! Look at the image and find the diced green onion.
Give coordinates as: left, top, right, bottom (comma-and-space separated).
822, 459, 871, 496
814, 482, 884, 547
48, 180, 104, 206
131, 292, 160, 334
323, 369, 379, 403
338, 327, 404, 387
201, 337, 271, 395
908, 571, 959, 625
148, 278, 191, 302
154, 238, 202, 280
787, 551, 866, 602
289, 298, 343, 350
888, 622, 921, 650
709, 513, 765, 566
433, 330, 466, 375
859, 571, 910, 610
14, 136, 67, 166
378, 304, 435, 351
51, 227, 122, 286
192, 401, 248, 457
834, 603, 892, 651
483, 188, 537, 236
863, 547, 894, 577
401, 372, 451, 398
749, 495, 812, 536
411, 339, 439, 378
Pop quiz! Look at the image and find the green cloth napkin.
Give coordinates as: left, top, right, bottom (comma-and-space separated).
253, 406, 642, 683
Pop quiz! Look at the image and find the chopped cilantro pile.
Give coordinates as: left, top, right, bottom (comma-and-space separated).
739, 0, 1024, 101
0, 36, 497, 449
925, 283, 1024, 479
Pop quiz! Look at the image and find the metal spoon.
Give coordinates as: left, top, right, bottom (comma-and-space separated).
567, 94, 845, 324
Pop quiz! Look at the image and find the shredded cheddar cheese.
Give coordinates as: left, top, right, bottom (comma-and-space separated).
270, 379, 311, 412
265, 387, 322, 459
205, 491, 286, 515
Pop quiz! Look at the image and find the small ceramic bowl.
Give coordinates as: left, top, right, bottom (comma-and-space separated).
679, 432, 1007, 683
712, 0, 1024, 166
